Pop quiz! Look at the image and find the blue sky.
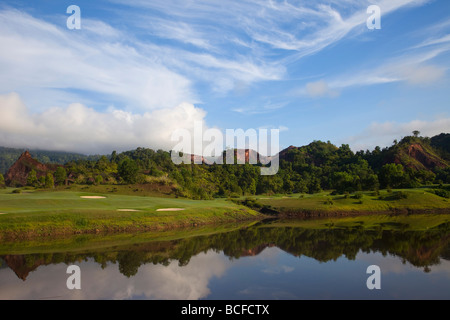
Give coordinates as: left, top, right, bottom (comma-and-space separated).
0, 0, 449, 154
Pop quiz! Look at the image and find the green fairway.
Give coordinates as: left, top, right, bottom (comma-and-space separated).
0, 188, 262, 239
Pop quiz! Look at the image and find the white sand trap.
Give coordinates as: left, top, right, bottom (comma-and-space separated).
80, 196, 106, 199
156, 208, 185, 212
117, 209, 141, 212
0, 213, 7, 215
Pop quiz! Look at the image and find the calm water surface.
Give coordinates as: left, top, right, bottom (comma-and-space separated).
0, 218, 449, 300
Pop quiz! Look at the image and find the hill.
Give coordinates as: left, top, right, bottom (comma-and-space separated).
1, 132, 449, 197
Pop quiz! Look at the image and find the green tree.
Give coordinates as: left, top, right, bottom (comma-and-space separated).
55, 167, 67, 186
38, 176, 46, 187
118, 158, 139, 184
307, 177, 322, 194
379, 163, 404, 188
413, 130, 420, 138
95, 175, 103, 185
0, 173, 5, 187
45, 172, 54, 189
27, 169, 38, 187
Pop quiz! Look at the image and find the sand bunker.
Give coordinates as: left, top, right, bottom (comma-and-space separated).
117, 209, 141, 212
0, 213, 7, 215
156, 208, 185, 212
80, 196, 106, 199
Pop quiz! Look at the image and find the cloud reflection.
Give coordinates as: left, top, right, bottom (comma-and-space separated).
0, 251, 231, 300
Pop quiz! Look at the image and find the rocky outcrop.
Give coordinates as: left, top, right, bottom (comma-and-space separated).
4, 151, 59, 187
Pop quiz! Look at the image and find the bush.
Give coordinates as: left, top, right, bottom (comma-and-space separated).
430, 189, 450, 199
393, 191, 408, 200
353, 192, 363, 199
12, 189, 22, 194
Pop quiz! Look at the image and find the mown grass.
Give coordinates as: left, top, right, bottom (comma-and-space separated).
253, 188, 450, 214
0, 188, 262, 239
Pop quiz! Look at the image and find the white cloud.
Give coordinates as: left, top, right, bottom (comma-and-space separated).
0, 92, 207, 154
345, 118, 450, 151
0, 251, 231, 300
305, 80, 340, 98
400, 65, 446, 85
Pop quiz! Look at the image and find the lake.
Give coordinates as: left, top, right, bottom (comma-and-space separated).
0, 215, 449, 300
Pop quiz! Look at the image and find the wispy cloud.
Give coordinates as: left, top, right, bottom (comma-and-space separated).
0, 9, 196, 111
232, 101, 288, 115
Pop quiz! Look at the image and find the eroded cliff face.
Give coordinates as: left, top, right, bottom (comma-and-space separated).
4, 151, 58, 187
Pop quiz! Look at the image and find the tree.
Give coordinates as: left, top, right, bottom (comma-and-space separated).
27, 169, 38, 187
38, 176, 46, 187
0, 173, 5, 188
307, 177, 322, 194
55, 167, 67, 186
95, 175, 103, 185
45, 173, 54, 189
118, 158, 139, 184
413, 130, 420, 137
379, 163, 404, 188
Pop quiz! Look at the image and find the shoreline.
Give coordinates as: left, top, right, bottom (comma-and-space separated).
275, 207, 450, 218
1, 207, 450, 240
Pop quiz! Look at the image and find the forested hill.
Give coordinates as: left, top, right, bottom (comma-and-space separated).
1, 132, 449, 199
0, 147, 101, 174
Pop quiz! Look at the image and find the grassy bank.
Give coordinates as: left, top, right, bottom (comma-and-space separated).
0, 188, 262, 239
246, 188, 450, 216
1, 187, 449, 239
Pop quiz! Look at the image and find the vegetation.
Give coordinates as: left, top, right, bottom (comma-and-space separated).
244, 188, 450, 216
1, 132, 449, 200
0, 132, 449, 239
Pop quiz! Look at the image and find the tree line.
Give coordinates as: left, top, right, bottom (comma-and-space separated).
1, 132, 449, 198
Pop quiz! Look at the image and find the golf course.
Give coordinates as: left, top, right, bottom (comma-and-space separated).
1, 184, 449, 240
0, 187, 263, 239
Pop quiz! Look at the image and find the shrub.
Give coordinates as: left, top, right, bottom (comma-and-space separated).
430, 189, 450, 199
353, 192, 363, 199
393, 191, 408, 200
12, 189, 22, 194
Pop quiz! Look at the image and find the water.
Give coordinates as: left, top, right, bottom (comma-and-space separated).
0, 218, 449, 300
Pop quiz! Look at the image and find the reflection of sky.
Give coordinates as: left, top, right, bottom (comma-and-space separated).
0, 252, 232, 300
0, 248, 449, 300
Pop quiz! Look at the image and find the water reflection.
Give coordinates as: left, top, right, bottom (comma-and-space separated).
0, 218, 449, 299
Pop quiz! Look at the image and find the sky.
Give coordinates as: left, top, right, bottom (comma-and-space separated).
0, 0, 449, 155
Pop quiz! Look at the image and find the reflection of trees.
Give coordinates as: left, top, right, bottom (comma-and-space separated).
2, 222, 449, 279
117, 251, 147, 278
